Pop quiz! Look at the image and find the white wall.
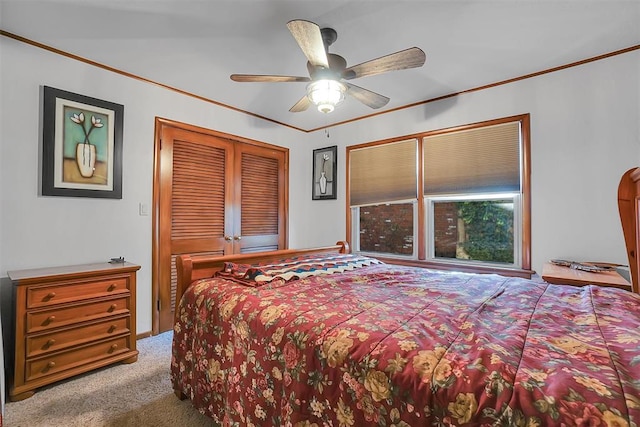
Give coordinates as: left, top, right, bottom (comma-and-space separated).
1, 36, 639, 334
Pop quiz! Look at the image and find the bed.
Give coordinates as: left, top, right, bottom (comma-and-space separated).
171, 239, 640, 426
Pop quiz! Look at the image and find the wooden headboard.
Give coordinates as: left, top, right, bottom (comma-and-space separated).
618, 167, 640, 294
174, 241, 350, 319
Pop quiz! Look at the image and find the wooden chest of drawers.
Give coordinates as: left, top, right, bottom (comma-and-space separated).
7, 262, 140, 401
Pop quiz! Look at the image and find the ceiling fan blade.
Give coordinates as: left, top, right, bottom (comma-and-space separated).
230, 74, 310, 83
345, 83, 390, 109
289, 94, 311, 113
286, 20, 330, 69
342, 47, 426, 80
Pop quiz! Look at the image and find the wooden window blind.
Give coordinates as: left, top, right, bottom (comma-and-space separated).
171, 140, 226, 240
423, 121, 521, 195
241, 152, 279, 236
350, 139, 418, 206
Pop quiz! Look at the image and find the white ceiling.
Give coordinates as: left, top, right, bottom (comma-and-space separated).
1, 0, 639, 132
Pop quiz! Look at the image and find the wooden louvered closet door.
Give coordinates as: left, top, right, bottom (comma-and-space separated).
233, 143, 286, 254
155, 121, 288, 333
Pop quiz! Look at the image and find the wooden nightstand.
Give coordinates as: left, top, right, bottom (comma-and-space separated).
541, 262, 632, 291
7, 261, 140, 401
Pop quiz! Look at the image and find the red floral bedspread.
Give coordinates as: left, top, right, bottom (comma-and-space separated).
171, 263, 640, 426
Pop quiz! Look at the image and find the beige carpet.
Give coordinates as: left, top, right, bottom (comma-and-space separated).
5, 332, 216, 426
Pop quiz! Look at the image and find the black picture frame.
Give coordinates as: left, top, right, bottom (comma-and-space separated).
312, 145, 337, 200
41, 86, 123, 199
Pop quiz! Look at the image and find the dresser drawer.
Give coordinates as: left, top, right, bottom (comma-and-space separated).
27, 277, 129, 309
26, 297, 130, 333
26, 315, 130, 358
26, 336, 131, 382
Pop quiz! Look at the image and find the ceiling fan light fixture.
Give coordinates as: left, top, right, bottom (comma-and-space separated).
307, 79, 346, 113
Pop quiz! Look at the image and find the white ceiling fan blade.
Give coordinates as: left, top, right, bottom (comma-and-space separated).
289, 94, 311, 113
343, 47, 426, 80
230, 74, 310, 83
287, 20, 330, 69
345, 83, 390, 109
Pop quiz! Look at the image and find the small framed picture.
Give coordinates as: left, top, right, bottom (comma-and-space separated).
312, 145, 337, 200
41, 86, 123, 198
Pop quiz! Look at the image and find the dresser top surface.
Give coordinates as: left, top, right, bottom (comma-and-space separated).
7, 262, 140, 282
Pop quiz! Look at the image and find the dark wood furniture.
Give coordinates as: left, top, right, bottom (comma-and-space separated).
7, 262, 140, 401
541, 262, 631, 290
618, 166, 640, 293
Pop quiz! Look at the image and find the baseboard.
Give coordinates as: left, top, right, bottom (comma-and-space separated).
136, 331, 153, 340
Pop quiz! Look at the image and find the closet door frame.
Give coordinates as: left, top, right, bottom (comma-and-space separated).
152, 117, 289, 335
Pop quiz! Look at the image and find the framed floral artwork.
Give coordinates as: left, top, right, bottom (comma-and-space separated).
312, 145, 337, 200
41, 86, 124, 198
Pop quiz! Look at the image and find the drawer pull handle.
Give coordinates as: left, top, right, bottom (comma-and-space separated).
108, 325, 117, 333
45, 361, 56, 371
45, 339, 56, 348
108, 284, 117, 291
45, 316, 56, 325
108, 304, 117, 312
44, 292, 56, 301
109, 344, 118, 352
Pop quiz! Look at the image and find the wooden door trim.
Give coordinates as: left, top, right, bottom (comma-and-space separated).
151, 119, 163, 335
155, 117, 290, 151
151, 117, 289, 335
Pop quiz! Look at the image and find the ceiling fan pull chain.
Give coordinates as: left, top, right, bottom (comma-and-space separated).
325, 114, 330, 138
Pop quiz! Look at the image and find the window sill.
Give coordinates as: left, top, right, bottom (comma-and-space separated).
373, 256, 535, 279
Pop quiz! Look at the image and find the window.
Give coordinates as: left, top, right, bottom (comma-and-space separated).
352, 201, 417, 257
347, 115, 530, 274
427, 195, 520, 266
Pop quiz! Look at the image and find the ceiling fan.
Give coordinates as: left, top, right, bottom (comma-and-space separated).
230, 19, 427, 114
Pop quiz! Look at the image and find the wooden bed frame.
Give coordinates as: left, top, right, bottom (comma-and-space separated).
174, 241, 350, 318
618, 166, 640, 294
